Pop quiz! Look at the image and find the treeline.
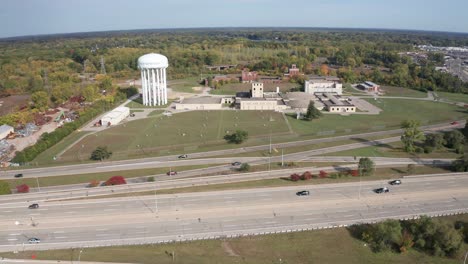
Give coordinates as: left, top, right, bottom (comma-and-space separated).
352, 216, 468, 257
1, 29, 467, 98
11, 87, 137, 164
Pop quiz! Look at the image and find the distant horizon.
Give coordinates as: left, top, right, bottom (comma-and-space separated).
2, 26, 468, 42
1, 0, 467, 39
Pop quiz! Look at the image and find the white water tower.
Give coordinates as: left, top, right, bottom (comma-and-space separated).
137, 53, 168, 106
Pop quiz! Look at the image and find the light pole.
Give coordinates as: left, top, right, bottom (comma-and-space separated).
36, 177, 41, 192
78, 248, 84, 264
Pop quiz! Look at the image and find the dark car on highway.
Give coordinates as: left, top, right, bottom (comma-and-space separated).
14, 173, 23, 178
166, 171, 177, 176
28, 203, 39, 209
389, 180, 402, 185
231, 162, 242, 166
374, 187, 389, 194
296, 190, 310, 196
178, 154, 188, 159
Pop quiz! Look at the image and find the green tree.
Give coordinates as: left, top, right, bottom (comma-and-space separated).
90, 146, 113, 161
224, 130, 248, 144
31, 91, 49, 111
401, 120, 425, 153
362, 220, 402, 252
424, 133, 445, 152
0, 180, 11, 195
82, 85, 98, 102
408, 216, 463, 257
304, 101, 322, 120
452, 144, 468, 172
444, 130, 465, 150
238, 163, 250, 172
462, 120, 468, 138
358, 157, 375, 176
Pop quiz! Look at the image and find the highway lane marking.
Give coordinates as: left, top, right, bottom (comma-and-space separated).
28, 213, 40, 216
103, 209, 116, 211
134, 231, 147, 234
7, 238, 18, 241
95, 234, 112, 237
2, 211, 13, 213
65, 211, 77, 214
96, 228, 108, 231
55, 236, 67, 239
8, 234, 20, 236
53, 231, 65, 234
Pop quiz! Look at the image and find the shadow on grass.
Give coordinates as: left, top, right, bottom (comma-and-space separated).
349, 137, 395, 149
391, 168, 406, 174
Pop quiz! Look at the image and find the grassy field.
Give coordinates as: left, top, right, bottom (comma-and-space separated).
59, 111, 291, 162
32, 131, 91, 165
40, 98, 465, 165
5, 164, 214, 189
210, 82, 300, 95
437, 91, 468, 103
380, 86, 428, 98
3, 213, 466, 264
168, 77, 203, 94
287, 98, 465, 137
325, 140, 461, 159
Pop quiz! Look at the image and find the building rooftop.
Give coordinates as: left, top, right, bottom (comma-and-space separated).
181, 96, 222, 104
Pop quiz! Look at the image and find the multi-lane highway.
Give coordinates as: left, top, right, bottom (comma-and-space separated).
0, 173, 467, 252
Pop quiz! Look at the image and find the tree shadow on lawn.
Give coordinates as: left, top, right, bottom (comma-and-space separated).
390, 168, 407, 174
349, 137, 395, 149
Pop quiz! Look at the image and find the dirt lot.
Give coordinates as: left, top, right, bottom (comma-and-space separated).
0, 95, 30, 116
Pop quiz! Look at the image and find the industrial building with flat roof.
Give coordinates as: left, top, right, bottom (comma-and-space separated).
304, 76, 343, 95
316, 93, 356, 113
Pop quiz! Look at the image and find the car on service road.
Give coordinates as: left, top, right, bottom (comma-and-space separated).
231, 162, 241, 166
28, 203, 39, 209
451, 121, 459, 125
296, 190, 310, 196
389, 180, 402, 185
28, 238, 41, 244
374, 187, 389, 193
178, 154, 188, 159
14, 173, 23, 178
167, 171, 177, 176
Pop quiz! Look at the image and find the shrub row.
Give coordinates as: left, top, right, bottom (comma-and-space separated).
290, 170, 359, 181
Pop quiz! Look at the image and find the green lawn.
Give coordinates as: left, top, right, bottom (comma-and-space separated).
436, 91, 468, 104
60, 111, 291, 162
287, 99, 465, 137
325, 140, 461, 159
210, 82, 300, 95
55, 99, 465, 164
6, 164, 214, 189
3, 213, 466, 264
380, 86, 428, 98
32, 131, 91, 165
168, 77, 203, 94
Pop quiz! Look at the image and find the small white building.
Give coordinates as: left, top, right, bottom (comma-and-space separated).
0, 124, 14, 139
304, 76, 343, 95
101, 107, 130, 126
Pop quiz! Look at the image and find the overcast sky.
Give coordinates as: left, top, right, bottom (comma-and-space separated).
1, 0, 467, 38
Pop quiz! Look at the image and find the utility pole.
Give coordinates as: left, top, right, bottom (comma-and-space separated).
281, 149, 284, 167
100, 56, 106, 75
